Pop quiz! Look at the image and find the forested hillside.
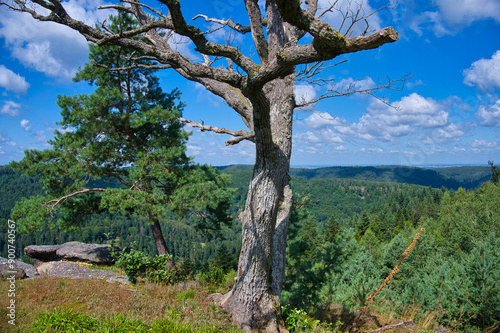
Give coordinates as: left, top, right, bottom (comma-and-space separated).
0, 165, 240, 265
1, 163, 491, 261
1, 163, 498, 331
218, 164, 491, 190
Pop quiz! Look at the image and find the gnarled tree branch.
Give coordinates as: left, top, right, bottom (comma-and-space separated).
179, 118, 254, 145
43, 188, 107, 211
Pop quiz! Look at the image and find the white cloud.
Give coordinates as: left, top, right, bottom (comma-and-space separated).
4, 140, 17, 146
463, 50, 500, 93
361, 147, 383, 153
294, 84, 316, 106
476, 100, 500, 126
1, 100, 21, 116
20, 119, 31, 131
434, 123, 464, 141
295, 128, 344, 145
318, 0, 381, 36
330, 77, 376, 94
434, 0, 500, 26
353, 93, 449, 141
471, 140, 499, 151
32, 130, 47, 142
166, 32, 197, 61
405, 0, 500, 37
409, 11, 449, 37
0, 65, 30, 94
0, 0, 112, 78
300, 111, 343, 129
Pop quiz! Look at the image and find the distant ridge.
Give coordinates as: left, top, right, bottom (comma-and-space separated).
216, 164, 491, 190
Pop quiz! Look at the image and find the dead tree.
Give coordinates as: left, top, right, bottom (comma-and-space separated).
1, 0, 404, 330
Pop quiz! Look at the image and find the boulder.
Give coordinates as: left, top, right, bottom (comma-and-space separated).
37, 261, 130, 285
24, 242, 119, 265
0, 257, 37, 279
24, 244, 62, 262
55, 241, 118, 265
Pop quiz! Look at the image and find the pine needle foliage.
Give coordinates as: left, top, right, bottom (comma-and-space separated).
10, 13, 234, 253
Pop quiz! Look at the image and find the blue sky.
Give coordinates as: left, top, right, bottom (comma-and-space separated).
0, 0, 499, 167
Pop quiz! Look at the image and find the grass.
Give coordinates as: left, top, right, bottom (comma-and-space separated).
361, 298, 445, 333
0, 275, 242, 333
0, 269, 447, 333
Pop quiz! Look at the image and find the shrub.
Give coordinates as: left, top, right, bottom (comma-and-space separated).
115, 248, 192, 284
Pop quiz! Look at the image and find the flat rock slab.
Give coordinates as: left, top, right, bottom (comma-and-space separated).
37, 261, 130, 285
25, 242, 119, 265
55, 242, 117, 265
0, 257, 37, 279
24, 245, 61, 262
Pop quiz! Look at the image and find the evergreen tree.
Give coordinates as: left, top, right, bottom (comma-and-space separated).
355, 212, 371, 239
214, 242, 235, 273
10, 14, 233, 255
324, 215, 341, 242
489, 160, 499, 185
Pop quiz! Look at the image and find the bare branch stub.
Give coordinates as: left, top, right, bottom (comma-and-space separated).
179, 118, 254, 145
43, 188, 107, 212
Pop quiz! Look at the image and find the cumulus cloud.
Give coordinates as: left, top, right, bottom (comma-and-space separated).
331, 77, 376, 94
476, 100, 500, 126
4, 140, 17, 146
471, 140, 499, 152
0, 65, 30, 94
353, 93, 449, 141
295, 128, 344, 145
0, 0, 112, 78
20, 119, 31, 131
409, 11, 450, 37
434, 0, 500, 26
434, 123, 464, 141
463, 50, 500, 93
405, 0, 500, 37
1, 100, 21, 116
318, 0, 381, 36
300, 111, 343, 129
294, 84, 316, 106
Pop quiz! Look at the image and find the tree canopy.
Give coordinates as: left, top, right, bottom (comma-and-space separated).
10, 13, 234, 255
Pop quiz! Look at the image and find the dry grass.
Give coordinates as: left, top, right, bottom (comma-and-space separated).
0, 276, 242, 332
362, 299, 444, 332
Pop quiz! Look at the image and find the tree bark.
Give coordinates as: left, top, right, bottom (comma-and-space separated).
148, 211, 170, 255
220, 73, 295, 332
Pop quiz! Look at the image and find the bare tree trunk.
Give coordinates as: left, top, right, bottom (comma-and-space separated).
148, 211, 170, 255
220, 74, 294, 332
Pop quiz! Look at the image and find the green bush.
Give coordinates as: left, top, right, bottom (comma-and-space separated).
282, 307, 320, 333
199, 262, 225, 285
115, 248, 192, 284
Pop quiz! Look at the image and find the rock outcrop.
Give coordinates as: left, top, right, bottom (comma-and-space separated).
23, 242, 129, 285
36, 261, 129, 285
24, 245, 61, 262
25, 241, 119, 265
0, 257, 37, 279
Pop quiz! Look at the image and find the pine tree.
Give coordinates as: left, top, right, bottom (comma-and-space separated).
324, 215, 341, 242
489, 160, 499, 185
10, 13, 233, 255
214, 242, 234, 273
